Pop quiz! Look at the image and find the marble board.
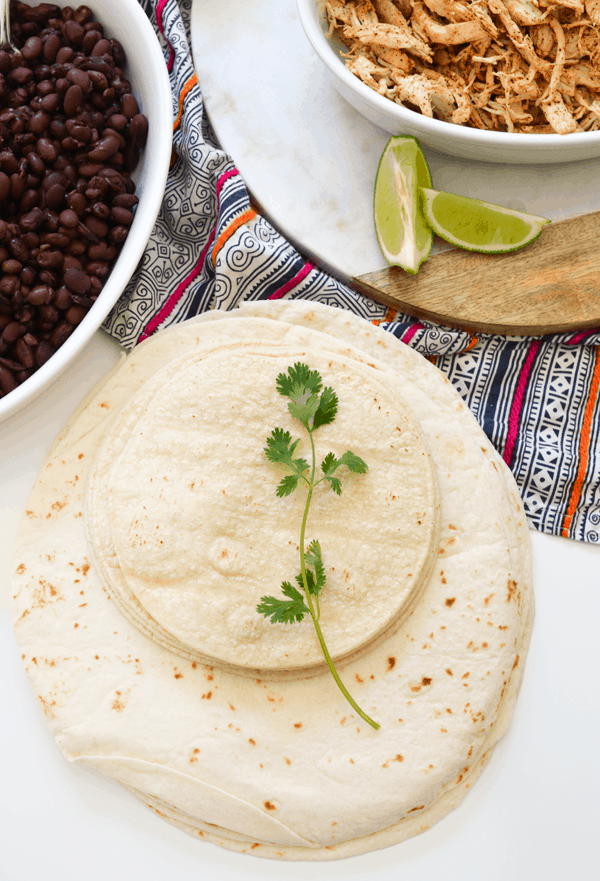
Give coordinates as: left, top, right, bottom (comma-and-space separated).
190, 0, 600, 334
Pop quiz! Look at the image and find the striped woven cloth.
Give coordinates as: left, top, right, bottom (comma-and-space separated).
103, 0, 600, 544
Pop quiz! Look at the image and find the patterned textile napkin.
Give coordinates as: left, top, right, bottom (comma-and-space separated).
104, 0, 600, 543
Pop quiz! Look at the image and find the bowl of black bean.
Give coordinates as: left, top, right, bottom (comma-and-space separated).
0, 0, 172, 421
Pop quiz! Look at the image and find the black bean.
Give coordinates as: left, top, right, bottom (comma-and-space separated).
29, 110, 51, 135
35, 340, 54, 366
0, 356, 23, 370
111, 206, 133, 226
38, 304, 59, 323
65, 304, 87, 325
0, 172, 10, 201
9, 67, 35, 85
14, 337, 35, 367
2, 321, 26, 344
27, 152, 45, 175
27, 284, 53, 305
44, 182, 65, 209
10, 174, 27, 201
9, 238, 29, 261
85, 216, 108, 238
85, 259, 108, 277
112, 192, 138, 209
108, 225, 127, 244
22, 37, 43, 61
59, 208, 78, 228
53, 285, 72, 309
3, 258, 23, 274
49, 321, 73, 347
64, 20, 85, 46
67, 68, 90, 92
91, 201, 109, 219
0, 365, 18, 394
63, 83, 83, 116
38, 92, 57, 116
63, 266, 90, 294
92, 38, 111, 57
43, 33, 62, 64
120, 92, 139, 119
36, 137, 58, 162
75, 7, 94, 26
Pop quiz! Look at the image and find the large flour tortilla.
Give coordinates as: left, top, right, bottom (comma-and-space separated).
11, 300, 533, 860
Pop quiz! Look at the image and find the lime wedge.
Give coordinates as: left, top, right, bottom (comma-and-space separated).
420, 188, 550, 254
373, 136, 433, 273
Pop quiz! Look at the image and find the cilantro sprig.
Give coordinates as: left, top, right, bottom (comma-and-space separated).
257, 363, 379, 730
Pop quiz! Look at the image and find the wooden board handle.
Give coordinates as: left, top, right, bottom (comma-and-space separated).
353, 210, 600, 336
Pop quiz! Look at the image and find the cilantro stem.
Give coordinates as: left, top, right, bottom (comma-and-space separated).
298, 428, 380, 731
260, 363, 378, 730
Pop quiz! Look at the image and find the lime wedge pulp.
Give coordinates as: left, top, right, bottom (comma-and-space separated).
373, 136, 433, 273
420, 188, 550, 254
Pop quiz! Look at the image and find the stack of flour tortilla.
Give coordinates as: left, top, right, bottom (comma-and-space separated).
11, 300, 533, 860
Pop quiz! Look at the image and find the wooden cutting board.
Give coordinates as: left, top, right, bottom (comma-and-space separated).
351, 210, 600, 336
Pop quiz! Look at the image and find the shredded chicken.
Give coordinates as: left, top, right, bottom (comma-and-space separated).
326, 0, 600, 133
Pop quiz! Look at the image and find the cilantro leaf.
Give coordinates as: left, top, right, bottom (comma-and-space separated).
276, 475, 299, 497
327, 476, 342, 495
320, 452, 344, 494
321, 451, 339, 476
276, 363, 322, 400
338, 450, 369, 474
257, 582, 308, 623
313, 386, 338, 430
264, 427, 299, 465
320, 450, 368, 493
288, 392, 320, 429
305, 540, 326, 594
264, 428, 309, 478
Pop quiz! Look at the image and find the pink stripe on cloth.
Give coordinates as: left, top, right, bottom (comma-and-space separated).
155, 0, 174, 70
136, 167, 243, 342
503, 339, 541, 466
138, 228, 216, 343
567, 328, 598, 346
268, 261, 314, 300
401, 323, 423, 345
216, 167, 240, 198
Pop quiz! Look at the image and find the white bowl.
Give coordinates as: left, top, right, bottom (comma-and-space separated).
296, 0, 600, 165
0, 0, 172, 423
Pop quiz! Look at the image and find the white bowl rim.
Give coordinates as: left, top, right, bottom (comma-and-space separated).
296, 0, 600, 150
0, 0, 173, 423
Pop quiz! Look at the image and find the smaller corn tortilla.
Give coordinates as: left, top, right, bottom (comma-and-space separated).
11, 300, 533, 860
87, 335, 440, 672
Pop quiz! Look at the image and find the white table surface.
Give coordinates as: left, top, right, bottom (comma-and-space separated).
2, 0, 600, 877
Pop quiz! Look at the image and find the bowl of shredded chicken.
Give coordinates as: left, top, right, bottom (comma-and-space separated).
297, 0, 600, 163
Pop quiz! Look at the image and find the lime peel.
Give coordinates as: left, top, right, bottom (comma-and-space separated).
373, 136, 433, 274
420, 188, 551, 254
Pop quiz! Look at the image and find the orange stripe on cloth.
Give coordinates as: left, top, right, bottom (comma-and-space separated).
173, 74, 198, 132
372, 307, 398, 327
561, 346, 600, 537
211, 208, 257, 266
463, 334, 478, 353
